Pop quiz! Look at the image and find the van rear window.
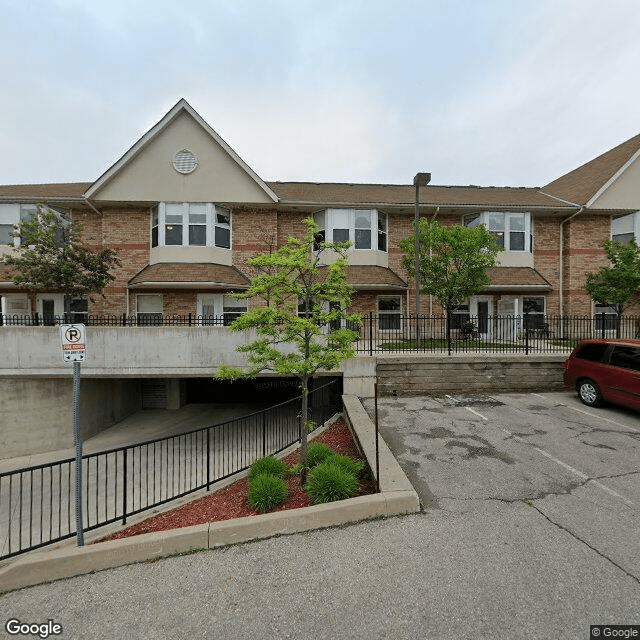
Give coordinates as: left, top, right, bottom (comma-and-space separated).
575, 343, 609, 362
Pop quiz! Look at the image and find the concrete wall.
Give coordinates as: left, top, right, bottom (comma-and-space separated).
0, 326, 260, 377
375, 354, 566, 396
0, 378, 141, 459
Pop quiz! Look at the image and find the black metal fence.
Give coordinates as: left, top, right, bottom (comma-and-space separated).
0, 313, 236, 326
353, 313, 640, 355
0, 378, 342, 560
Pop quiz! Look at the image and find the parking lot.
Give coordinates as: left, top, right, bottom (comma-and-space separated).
364, 390, 640, 584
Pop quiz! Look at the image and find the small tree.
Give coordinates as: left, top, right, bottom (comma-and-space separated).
2, 206, 120, 314
216, 218, 360, 481
584, 238, 640, 333
399, 220, 500, 339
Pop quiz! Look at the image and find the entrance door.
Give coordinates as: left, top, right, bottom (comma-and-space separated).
36, 294, 64, 325
470, 296, 492, 339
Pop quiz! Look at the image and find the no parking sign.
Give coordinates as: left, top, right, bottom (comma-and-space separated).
60, 324, 86, 363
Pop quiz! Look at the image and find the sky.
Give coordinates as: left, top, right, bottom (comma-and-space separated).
1, 0, 640, 189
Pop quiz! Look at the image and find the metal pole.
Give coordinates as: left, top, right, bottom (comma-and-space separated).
72, 361, 84, 546
414, 182, 421, 345
374, 382, 380, 493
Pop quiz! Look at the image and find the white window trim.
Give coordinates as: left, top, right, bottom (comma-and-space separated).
0, 204, 40, 248
151, 203, 232, 250
464, 211, 532, 252
611, 211, 640, 244
136, 293, 163, 319
377, 295, 402, 331
314, 208, 388, 253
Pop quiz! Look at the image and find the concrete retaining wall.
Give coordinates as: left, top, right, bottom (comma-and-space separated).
376, 354, 566, 396
0, 378, 141, 459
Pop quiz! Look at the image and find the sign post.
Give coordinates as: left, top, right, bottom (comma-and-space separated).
60, 324, 86, 546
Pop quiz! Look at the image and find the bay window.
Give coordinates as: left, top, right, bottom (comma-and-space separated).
313, 209, 388, 252
0, 204, 39, 247
464, 212, 532, 252
151, 203, 232, 249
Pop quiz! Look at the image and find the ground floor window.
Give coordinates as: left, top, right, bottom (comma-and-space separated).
594, 303, 618, 330
450, 304, 470, 330
523, 296, 546, 330
137, 294, 163, 325
0, 293, 30, 324
378, 296, 401, 330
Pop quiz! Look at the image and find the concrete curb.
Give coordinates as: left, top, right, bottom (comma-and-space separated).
0, 398, 420, 592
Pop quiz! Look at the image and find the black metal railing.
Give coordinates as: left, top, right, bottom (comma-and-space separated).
0, 378, 342, 560
0, 313, 238, 327
352, 313, 640, 356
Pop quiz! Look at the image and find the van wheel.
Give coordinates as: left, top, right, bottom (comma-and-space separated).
577, 379, 603, 407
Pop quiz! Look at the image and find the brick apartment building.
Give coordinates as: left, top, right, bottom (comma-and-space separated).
1, 98, 639, 331
0, 99, 639, 458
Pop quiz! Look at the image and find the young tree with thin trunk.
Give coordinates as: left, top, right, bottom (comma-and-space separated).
399, 220, 500, 339
2, 206, 120, 314
216, 218, 360, 481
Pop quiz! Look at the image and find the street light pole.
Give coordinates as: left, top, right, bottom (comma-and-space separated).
413, 172, 431, 344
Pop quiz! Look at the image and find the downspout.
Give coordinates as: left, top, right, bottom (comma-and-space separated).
538, 190, 584, 334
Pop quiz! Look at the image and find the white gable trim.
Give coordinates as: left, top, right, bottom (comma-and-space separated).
84, 99, 278, 202
586, 147, 640, 208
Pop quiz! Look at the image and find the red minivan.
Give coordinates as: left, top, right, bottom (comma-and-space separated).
564, 339, 640, 410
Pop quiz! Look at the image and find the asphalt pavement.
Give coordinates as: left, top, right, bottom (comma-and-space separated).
0, 390, 638, 640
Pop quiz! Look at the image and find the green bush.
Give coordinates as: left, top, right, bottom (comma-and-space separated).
248, 456, 287, 481
306, 461, 359, 504
286, 463, 303, 477
306, 442, 335, 469
328, 454, 364, 477
248, 474, 288, 512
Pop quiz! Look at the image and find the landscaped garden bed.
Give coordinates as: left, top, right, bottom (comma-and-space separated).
100, 418, 375, 541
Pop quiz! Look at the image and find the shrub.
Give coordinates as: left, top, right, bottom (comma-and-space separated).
328, 454, 364, 477
286, 463, 303, 477
306, 442, 335, 469
248, 456, 287, 481
306, 461, 359, 504
248, 474, 288, 512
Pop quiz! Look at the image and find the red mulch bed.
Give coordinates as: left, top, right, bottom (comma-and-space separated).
100, 419, 375, 541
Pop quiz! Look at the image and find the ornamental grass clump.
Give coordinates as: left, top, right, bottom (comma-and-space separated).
327, 454, 364, 478
305, 460, 359, 504
248, 456, 287, 481
247, 474, 288, 513
306, 442, 335, 469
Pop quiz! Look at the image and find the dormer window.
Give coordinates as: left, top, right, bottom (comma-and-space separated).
151, 203, 231, 249
313, 209, 388, 252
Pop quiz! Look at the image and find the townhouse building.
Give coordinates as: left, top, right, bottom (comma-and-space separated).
0, 99, 639, 457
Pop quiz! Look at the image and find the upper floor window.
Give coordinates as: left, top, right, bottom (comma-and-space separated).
0, 204, 38, 247
612, 212, 639, 245
464, 212, 532, 252
313, 209, 388, 252
151, 203, 231, 249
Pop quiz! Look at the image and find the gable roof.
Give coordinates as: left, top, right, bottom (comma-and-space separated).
85, 99, 278, 202
0, 183, 90, 202
542, 132, 640, 206
269, 182, 571, 209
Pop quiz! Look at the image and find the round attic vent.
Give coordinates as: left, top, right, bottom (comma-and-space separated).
172, 149, 198, 174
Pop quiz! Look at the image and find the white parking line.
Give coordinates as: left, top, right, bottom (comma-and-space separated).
465, 407, 488, 421
531, 392, 640, 433
501, 427, 635, 507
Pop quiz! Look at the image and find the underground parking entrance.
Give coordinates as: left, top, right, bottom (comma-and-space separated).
141, 375, 343, 411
